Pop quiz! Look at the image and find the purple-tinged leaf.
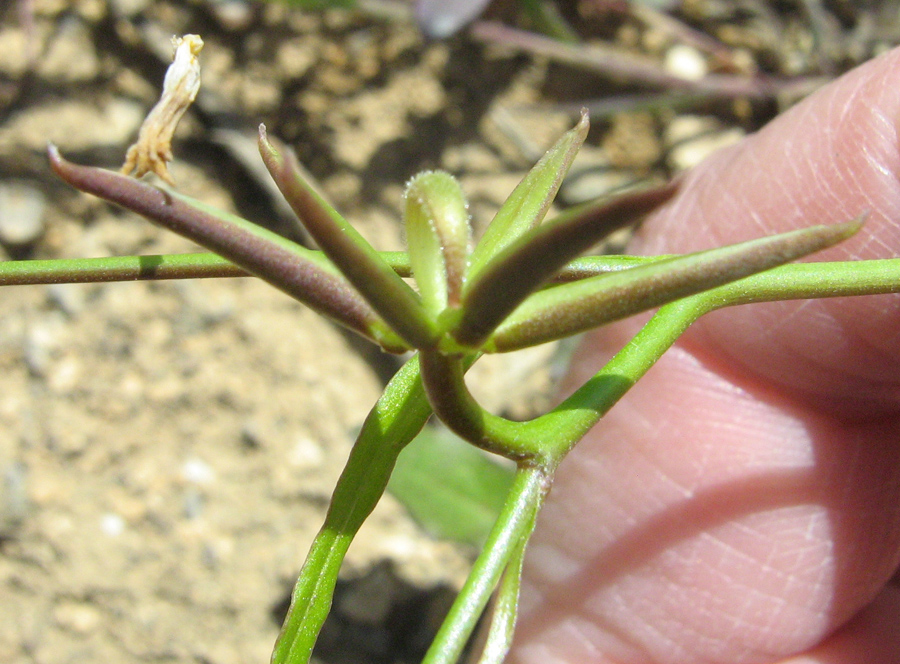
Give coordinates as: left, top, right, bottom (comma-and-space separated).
488, 217, 864, 352
453, 182, 677, 348
258, 126, 439, 350
467, 111, 590, 283
49, 146, 408, 352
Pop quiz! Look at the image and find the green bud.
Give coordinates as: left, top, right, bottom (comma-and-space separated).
404, 171, 471, 316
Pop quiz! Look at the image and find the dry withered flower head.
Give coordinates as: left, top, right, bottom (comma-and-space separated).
121, 34, 203, 186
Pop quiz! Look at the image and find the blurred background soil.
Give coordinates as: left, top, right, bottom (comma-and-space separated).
0, 1, 897, 662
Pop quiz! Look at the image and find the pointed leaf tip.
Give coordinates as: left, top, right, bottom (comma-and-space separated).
577, 107, 589, 129
840, 212, 867, 237
258, 124, 268, 150
257, 123, 282, 169
259, 127, 439, 349
467, 113, 590, 279
488, 215, 869, 352
47, 143, 68, 178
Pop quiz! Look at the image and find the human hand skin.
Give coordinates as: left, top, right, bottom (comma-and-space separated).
509, 48, 900, 664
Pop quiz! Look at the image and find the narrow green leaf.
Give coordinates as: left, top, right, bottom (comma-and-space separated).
388, 425, 515, 547
489, 218, 864, 352
404, 171, 471, 315
467, 110, 589, 281
476, 528, 529, 664
258, 126, 439, 350
273, 356, 433, 664
453, 182, 677, 348
421, 467, 547, 664
48, 146, 408, 352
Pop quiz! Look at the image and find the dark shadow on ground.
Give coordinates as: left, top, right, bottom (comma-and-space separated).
272, 560, 464, 664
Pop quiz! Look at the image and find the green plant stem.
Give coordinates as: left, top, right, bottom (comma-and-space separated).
536, 256, 900, 461
703, 258, 900, 304
19, 249, 894, 295
540, 297, 704, 461
424, 297, 701, 469
0, 253, 244, 285
0, 249, 633, 291
272, 356, 432, 664
0, 251, 414, 287
422, 465, 548, 664
418, 249, 900, 465
420, 296, 714, 467
418, 350, 547, 461
417, 301, 710, 664
476, 528, 530, 664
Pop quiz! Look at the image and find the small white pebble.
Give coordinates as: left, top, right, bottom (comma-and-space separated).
664, 44, 707, 82
667, 127, 745, 172
289, 437, 324, 470
182, 457, 215, 484
46, 355, 81, 393
377, 533, 417, 560
0, 181, 46, 246
53, 601, 102, 635
101, 512, 125, 537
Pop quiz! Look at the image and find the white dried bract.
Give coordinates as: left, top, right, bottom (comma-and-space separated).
121, 34, 203, 186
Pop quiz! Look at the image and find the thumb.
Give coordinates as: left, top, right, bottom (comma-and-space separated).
633, 43, 900, 416
510, 47, 900, 664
